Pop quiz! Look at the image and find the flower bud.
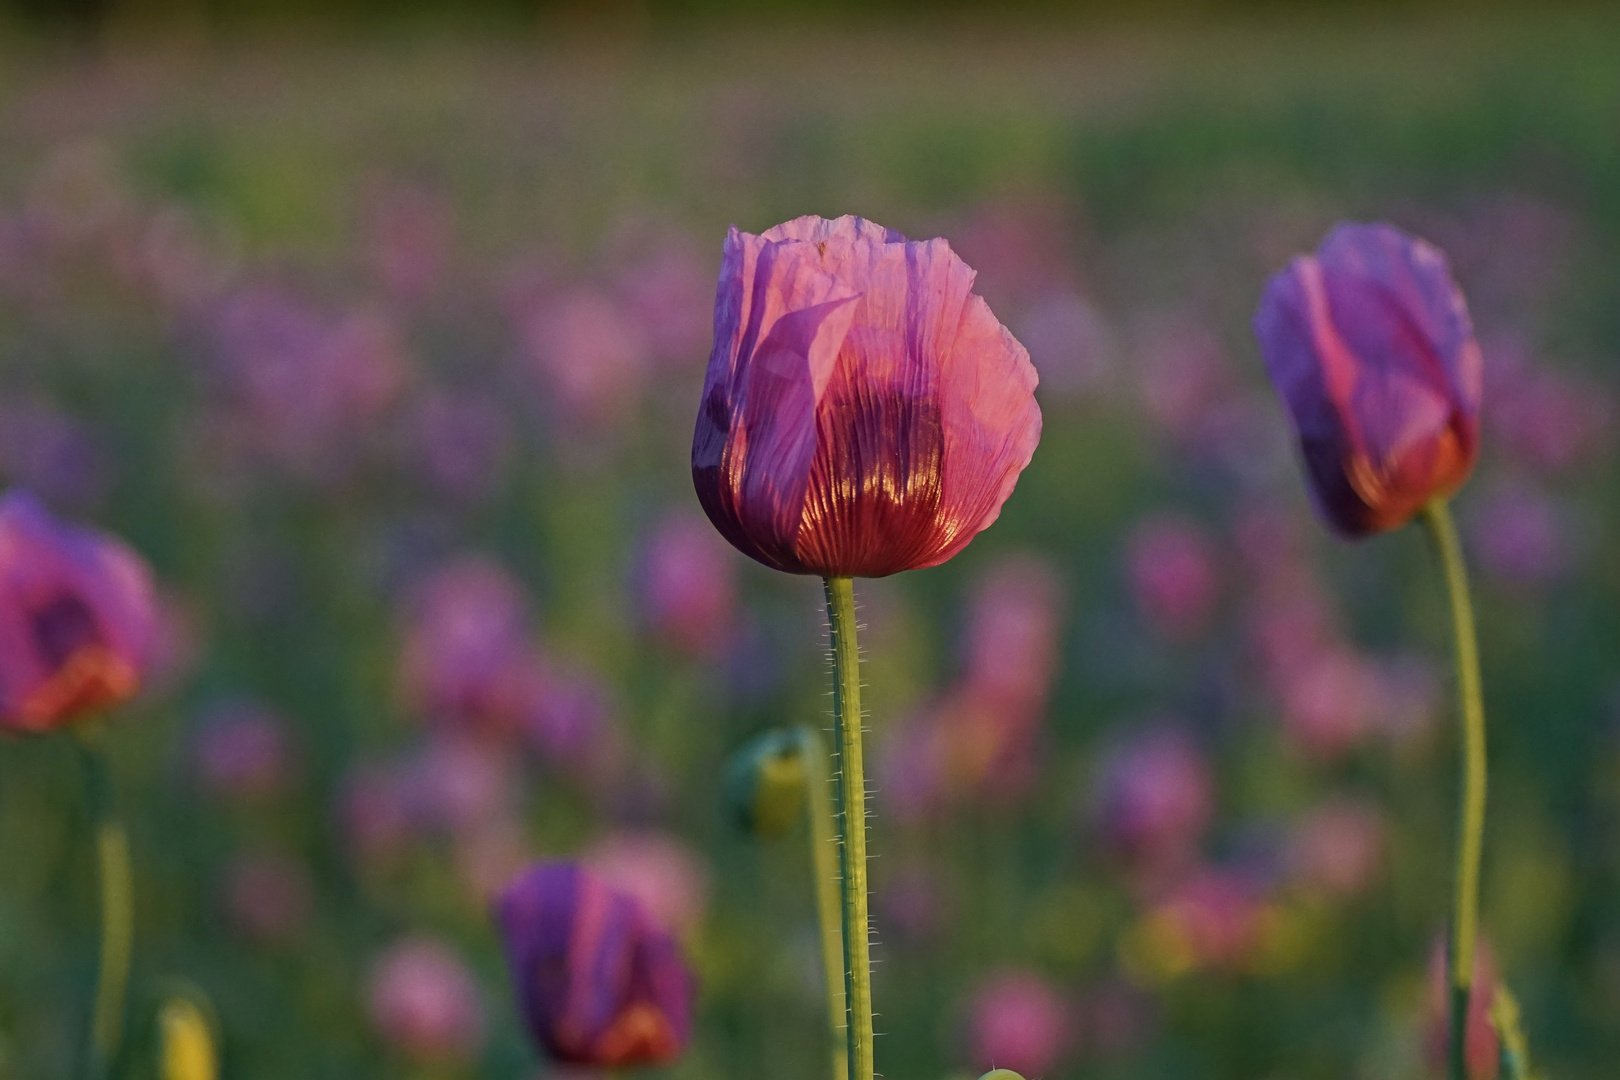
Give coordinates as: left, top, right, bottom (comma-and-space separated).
693, 215, 1041, 578
1254, 222, 1481, 536
722, 728, 809, 837
157, 997, 218, 1080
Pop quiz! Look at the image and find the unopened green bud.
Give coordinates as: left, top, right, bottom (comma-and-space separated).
979, 1071, 1027, 1080
158, 996, 217, 1080
723, 728, 809, 837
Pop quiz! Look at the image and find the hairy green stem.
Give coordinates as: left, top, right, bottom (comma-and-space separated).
798, 727, 848, 1080
1421, 500, 1488, 1080
823, 576, 873, 1080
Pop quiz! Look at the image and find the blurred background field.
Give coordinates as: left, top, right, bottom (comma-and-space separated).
2, 6, 1620, 1078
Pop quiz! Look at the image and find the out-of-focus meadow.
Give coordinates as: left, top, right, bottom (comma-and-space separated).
2, 8, 1620, 1078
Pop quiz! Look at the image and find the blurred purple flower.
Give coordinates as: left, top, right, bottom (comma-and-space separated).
1284, 796, 1386, 899
0, 489, 159, 734
398, 556, 541, 737
1126, 515, 1219, 642
584, 831, 709, 936
340, 762, 415, 867
191, 699, 296, 802
496, 862, 695, 1068
961, 555, 1065, 714
361, 182, 455, 303
525, 662, 621, 774
520, 288, 649, 426
965, 971, 1071, 1078
368, 937, 487, 1065
614, 231, 712, 365
1135, 320, 1232, 444
221, 850, 313, 945
1468, 480, 1572, 589
209, 287, 407, 477
1094, 726, 1214, 878
405, 735, 519, 835
1275, 647, 1379, 760
1013, 290, 1114, 398
638, 509, 737, 659
0, 402, 109, 509
403, 388, 513, 503
1254, 222, 1481, 537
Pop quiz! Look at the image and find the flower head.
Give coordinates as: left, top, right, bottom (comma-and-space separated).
1254, 222, 1481, 536
496, 862, 694, 1068
693, 215, 1041, 578
0, 490, 158, 733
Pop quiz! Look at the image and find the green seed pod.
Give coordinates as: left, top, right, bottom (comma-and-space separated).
979, 1071, 1027, 1080
158, 996, 218, 1080
723, 728, 809, 837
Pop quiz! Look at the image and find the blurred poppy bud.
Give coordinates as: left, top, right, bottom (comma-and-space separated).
693, 214, 1041, 578
0, 489, 159, 733
157, 995, 218, 1080
1254, 222, 1482, 537
723, 728, 810, 837
496, 862, 695, 1068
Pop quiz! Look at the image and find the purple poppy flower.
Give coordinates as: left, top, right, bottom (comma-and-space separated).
367, 937, 487, 1065
496, 862, 694, 1068
692, 215, 1041, 578
0, 490, 158, 734
1254, 223, 1482, 536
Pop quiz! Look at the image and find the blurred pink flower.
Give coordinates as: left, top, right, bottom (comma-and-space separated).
584, 831, 709, 935
368, 937, 486, 1065
404, 389, 513, 503
525, 662, 622, 775
0, 401, 109, 508
191, 699, 296, 802
210, 288, 408, 476
340, 762, 415, 867
1139, 868, 1267, 974
961, 555, 1065, 713
1484, 338, 1612, 475
639, 509, 737, 658
399, 556, 540, 737
520, 288, 649, 425
1094, 726, 1214, 877
1425, 936, 1499, 1080
406, 736, 520, 835
138, 204, 238, 310
1276, 647, 1379, 760
222, 850, 313, 945
1285, 796, 1386, 898
614, 232, 712, 365
1468, 480, 1571, 589
1136, 320, 1231, 444
1126, 515, 1219, 641
966, 971, 1071, 1078
1013, 290, 1114, 398
362, 182, 454, 303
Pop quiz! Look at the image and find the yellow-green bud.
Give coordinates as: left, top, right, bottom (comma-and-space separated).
723, 728, 808, 837
979, 1071, 1027, 1080
159, 997, 217, 1080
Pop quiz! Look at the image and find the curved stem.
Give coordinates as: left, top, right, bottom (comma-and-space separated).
1421, 500, 1488, 1080
823, 577, 873, 1080
73, 726, 133, 1080
798, 726, 848, 1080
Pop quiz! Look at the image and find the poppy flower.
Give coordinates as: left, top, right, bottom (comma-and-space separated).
496, 861, 694, 1068
0, 489, 158, 734
1254, 222, 1482, 536
692, 215, 1041, 578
